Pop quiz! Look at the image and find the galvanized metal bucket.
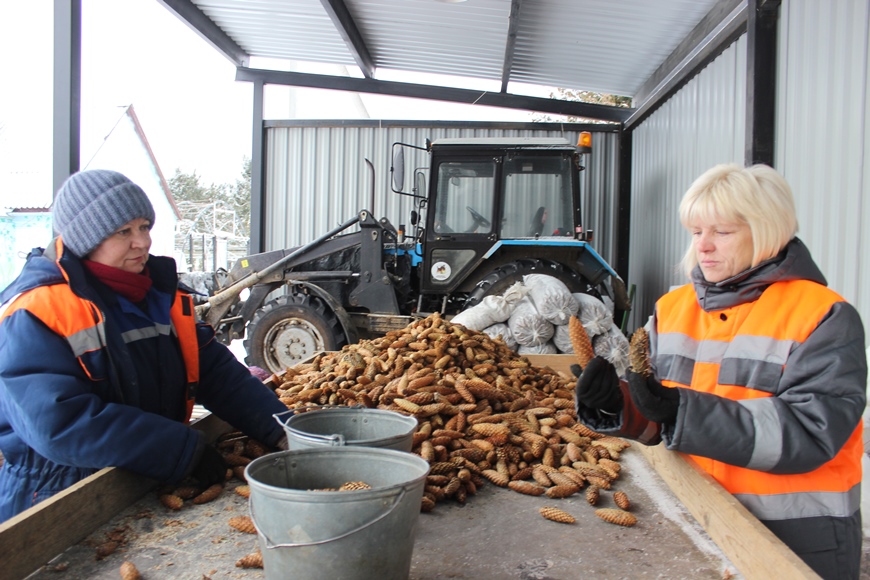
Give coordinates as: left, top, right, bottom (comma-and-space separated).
273, 406, 418, 452
245, 447, 430, 580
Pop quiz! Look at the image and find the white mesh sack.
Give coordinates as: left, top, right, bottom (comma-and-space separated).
482, 322, 518, 351
507, 296, 554, 347
592, 323, 630, 377
518, 341, 558, 355
552, 323, 574, 353
450, 282, 529, 331
523, 274, 580, 326
450, 305, 492, 331
450, 296, 507, 331
500, 281, 530, 308
572, 293, 612, 337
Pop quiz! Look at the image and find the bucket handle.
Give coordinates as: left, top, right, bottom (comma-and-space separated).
250, 488, 407, 549
273, 405, 365, 424
273, 406, 369, 447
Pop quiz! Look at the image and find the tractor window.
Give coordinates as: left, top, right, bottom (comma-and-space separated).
501, 154, 575, 238
432, 160, 495, 234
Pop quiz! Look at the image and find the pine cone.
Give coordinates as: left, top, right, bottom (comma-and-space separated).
228, 515, 257, 534
119, 561, 142, 580
613, 491, 631, 510
586, 485, 600, 505
158, 494, 183, 510
192, 483, 223, 504
629, 327, 652, 377
236, 550, 263, 569
508, 480, 545, 496
540, 506, 575, 524
338, 481, 372, 491
595, 508, 637, 527
568, 316, 595, 368
545, 484, 579, 499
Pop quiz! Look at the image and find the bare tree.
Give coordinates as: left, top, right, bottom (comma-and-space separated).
533, 88, 631, 123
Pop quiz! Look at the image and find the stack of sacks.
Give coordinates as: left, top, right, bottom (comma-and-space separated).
506, 275, 581, 355
451, 282, 529, 331
452, 274, 629, 375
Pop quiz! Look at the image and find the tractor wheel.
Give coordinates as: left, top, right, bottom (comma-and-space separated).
244, 293, 347, 374
464, 258, 592, 309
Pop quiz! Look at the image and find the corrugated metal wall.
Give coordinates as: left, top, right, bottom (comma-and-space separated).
263, 121, 621, 267
582, 131, 621, 273
776, 0, 870, 325
627, 36, 747, 329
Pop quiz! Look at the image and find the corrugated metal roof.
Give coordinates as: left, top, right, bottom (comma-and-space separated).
198, 0, 350, 62
168, 0, 728, 102
511, 0, 721, 95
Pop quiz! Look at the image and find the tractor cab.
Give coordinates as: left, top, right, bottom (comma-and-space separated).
391, 135, 606, 307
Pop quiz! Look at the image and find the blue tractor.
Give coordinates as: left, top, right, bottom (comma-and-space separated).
198, 134, 630, 373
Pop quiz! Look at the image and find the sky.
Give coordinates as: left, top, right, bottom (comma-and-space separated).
0, 0, 539, 208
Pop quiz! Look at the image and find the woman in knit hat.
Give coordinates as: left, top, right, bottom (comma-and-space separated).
0, 169, 288, 522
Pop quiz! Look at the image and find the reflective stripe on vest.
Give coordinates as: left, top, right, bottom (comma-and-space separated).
654, 280, 863, 520
170, 292, 200, 422
0, 284, 107, 380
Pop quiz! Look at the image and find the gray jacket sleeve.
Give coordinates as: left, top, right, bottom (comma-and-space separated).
665, 301, 866, 474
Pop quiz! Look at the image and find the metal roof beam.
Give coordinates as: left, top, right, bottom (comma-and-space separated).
236, 68, 633, 123
627, 0, 747, 129
500, 0, 524, 93
156, 0, 249, 67
319, 0, 375, 79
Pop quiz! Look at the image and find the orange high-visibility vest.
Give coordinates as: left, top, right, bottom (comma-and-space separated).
655, 280, 862, 520
0, 238, 200, 422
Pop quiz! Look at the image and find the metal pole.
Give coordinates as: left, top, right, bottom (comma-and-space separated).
52, 0, 81, 198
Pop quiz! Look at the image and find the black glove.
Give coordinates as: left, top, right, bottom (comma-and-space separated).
626, 370, 680, 424
571, 357, 622, 414
191, 445, 228, 487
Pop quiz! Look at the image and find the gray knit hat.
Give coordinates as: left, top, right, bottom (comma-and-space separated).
53, 169, 156, 258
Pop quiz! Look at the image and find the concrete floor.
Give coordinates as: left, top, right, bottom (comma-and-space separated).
26, 444, 739, 580
409, 448, 736, 580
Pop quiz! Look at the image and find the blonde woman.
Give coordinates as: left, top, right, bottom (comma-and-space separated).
574, 163, 865, 579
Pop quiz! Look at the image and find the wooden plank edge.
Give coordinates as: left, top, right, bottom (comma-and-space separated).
637, 443, 821, 579
0, 467, 154, 580
0, 413, 232, 580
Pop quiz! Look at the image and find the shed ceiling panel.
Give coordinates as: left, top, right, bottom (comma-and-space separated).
171, 0, 735, 113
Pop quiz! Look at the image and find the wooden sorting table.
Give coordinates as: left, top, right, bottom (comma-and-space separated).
0, 355, 820, 580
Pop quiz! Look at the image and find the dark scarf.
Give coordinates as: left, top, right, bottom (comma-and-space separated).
82, 260, 153, 303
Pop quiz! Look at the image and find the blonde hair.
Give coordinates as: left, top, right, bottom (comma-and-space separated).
679, 163, 798, 277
